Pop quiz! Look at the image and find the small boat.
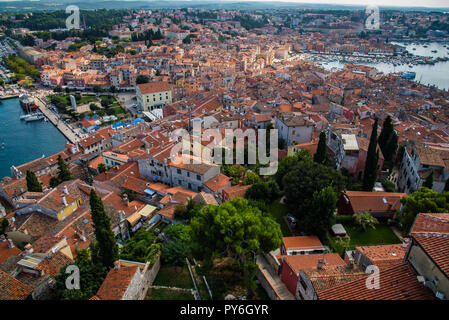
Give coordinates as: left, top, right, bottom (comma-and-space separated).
25, 114, 45, 122
20, 112, 40, 120
401, 71, 416, 80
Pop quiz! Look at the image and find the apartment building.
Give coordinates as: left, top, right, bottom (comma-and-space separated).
136, 81, 173, 112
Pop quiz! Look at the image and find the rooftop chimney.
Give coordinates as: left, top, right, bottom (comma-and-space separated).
317, 259, 323, 270
24, 243, 33, 255
7, 239, 14, 249
63, 186, 69, 195
123, 194, 129, 207
402, 238, 410, 249
62, 196, 68, 207
80, 230, 87, 242
114, 260, 120, 270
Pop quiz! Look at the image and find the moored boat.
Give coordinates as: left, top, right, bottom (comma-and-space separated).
24, 114, 45, 122
19, 94, 38, 111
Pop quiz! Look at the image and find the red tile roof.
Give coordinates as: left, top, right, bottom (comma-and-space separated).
0, 270, 32, 300
96, 266, 138, 300
355, 244, 407, 270
0, 241, 22, 264
410, 213, 449, 278
317, 263, 435, 300
342, 190, 407, 214
138, 81, 172, 95
283, 236, 324, 251
284, 253, 345, 274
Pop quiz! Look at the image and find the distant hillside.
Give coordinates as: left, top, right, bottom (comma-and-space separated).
0, 1, 448, 12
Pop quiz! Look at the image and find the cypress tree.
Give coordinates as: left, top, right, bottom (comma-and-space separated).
362, 118, 379, 191
26, 170, 42, 192
378, 116, 398, 162
57, 155, 73, 182
89, 189, 119, 269
423, 170, 434, 189
314, 131, 332, 166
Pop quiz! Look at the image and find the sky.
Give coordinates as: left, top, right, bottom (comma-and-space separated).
0, 0, 448, 8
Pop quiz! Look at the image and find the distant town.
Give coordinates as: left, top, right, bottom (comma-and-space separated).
0, 6, 448, 303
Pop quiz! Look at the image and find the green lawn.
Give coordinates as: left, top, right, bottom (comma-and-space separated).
346, 223, 401, 247
153, 265, 194, 289
196, 258, 267, 300
47, 95, 98, 105
145, 288, 194, 300
266, 200, 291, 236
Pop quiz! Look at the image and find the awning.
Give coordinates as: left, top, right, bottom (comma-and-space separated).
127, 212, 141, 227
144, 188, 156, 196
139, 205, 157, 218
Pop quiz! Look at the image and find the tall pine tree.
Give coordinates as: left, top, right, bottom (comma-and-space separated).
26, 170, 42, 192
378, 116, 398, 162
363, 118, 379, 191
89, 189, 118, 269
314, 131, 332, 166
57, 155, 73, 182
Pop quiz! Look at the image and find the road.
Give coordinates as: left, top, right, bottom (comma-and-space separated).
33, 93, 86, 144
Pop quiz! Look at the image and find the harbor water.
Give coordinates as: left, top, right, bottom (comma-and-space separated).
0, 98, 67, 178
317, 42, 449, 90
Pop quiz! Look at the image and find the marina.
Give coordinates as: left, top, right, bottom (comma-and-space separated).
0, 97, 67, 178
312, 42, 449, 90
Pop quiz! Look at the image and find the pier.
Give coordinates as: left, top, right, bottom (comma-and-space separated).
34, 96, 83, 144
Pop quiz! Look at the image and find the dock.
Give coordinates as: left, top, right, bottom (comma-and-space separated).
34, 96, 82, 144
0, 94, 19, 100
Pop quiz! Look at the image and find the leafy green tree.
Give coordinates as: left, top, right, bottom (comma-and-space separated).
314, 131, 332, 166
93, 85, 103, 93
244, 171, 261, 185
0, 218, 9, 235
89, 189, 119, 269
161, 224, 192, 266
50, 177, 60, 188
245, 180, 281, 203
423, 170, 434, 189
302, 186, 337, 237
353, 212, 379, 231
275, 149, 312, 188
55, 249, 107, 300
97, 163, 106, 174
182, 35, 191, 44
26, 170, 42, 192
120, 229, 161, 263
381, 179, 397, 192
283, 160, 346, 218
136, 75, 150, 84
122, 188, 136, 202
190, 197, 282, 296
397, 188, 449, 233
57, 155, 73, 182
363, 118, 380, 191
174, 203, 189, 220
378, 116, 398, 163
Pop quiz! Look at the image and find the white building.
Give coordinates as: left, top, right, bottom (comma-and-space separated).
275, 115, 315, 146
136, 81, 173, 112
